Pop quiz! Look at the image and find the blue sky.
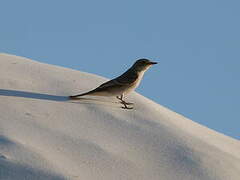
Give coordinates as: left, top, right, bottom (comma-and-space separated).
0, 0, 239, 139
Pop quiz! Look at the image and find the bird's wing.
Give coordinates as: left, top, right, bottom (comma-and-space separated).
97, 79, 121, 89
114, 69, 138, 85
92, 70, 138, 92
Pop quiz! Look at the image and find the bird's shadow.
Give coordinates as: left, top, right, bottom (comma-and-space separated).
0, 89, 121, 107
0, 89, 68, 102
69, 97, 121, 106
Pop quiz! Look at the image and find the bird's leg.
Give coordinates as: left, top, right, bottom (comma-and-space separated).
116, 95, 134, 109
117, 94, 134, 105
116, 95, 123, 101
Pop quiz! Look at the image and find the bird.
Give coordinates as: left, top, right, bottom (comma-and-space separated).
69, 58, 157, 109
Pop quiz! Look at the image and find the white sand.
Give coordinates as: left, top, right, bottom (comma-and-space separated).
0, 53, 239, 180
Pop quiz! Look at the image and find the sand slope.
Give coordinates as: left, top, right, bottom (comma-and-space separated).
0, 53, 239, 180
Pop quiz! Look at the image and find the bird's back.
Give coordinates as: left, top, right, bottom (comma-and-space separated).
114, 68, 138, 85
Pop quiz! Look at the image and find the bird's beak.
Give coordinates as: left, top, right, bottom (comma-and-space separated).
149, 61, 158, 65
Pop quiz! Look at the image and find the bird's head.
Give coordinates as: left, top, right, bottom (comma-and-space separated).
132, 58, 158, 72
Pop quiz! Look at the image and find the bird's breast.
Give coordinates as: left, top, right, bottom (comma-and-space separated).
134, 71, 145, 88
123, 72, 144, 95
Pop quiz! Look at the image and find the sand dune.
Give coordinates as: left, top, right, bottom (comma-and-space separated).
0, 53, 239, 180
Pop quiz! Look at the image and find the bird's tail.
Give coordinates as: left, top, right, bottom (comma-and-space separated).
69, 90, 96, 99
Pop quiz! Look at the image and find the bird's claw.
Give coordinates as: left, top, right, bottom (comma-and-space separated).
120, 102, 134, 110
116, 96, 134, 109
121, 106, 133, 110
119, 101, 134, 105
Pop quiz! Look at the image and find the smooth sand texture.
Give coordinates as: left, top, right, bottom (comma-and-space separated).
0, 53, 239, 180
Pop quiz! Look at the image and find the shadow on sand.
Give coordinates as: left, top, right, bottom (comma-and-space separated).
0, 89, 68, 102
0, 89, 124, 108
69, 97, 122, 107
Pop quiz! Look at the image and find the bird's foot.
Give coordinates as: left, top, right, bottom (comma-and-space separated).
122, 106, 133, 110
116, 96, 134, 109
120, 101, 134, 105
120, 101, 134, 109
